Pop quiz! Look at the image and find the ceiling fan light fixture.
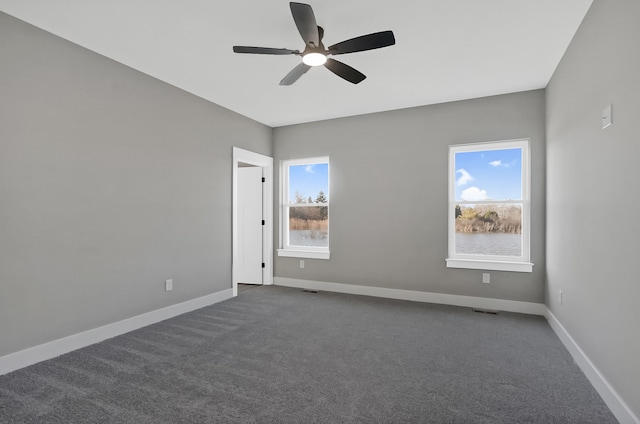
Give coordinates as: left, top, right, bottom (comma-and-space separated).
302, 52, 327, 66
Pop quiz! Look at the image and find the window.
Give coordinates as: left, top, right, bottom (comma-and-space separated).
446, 139, 532, 272
278, 157, 330, 259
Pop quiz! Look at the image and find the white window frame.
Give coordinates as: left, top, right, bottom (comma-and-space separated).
446, 139, 533, 273
278, 157, 330, 260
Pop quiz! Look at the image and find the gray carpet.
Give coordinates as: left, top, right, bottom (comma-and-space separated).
0, 285, 617, 423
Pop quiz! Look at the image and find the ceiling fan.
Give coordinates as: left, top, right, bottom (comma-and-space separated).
232, 2, 396, 85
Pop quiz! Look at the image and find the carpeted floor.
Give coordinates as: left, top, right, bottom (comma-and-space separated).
0, 285, 618, 423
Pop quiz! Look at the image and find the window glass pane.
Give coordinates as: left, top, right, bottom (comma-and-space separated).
454, 148, 522, 201
454, 204, 522, 256
288, 206, 328, 247
288, 163, 329, 204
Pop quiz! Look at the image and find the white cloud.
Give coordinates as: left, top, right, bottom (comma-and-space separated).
456, 168, 473, 186
461, 187, 489, 201
489, 160, 501, 167
304, 165, 314, 173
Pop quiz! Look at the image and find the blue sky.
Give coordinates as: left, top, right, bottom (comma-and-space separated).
455, 148, 522, 201
289, 163, 329, 204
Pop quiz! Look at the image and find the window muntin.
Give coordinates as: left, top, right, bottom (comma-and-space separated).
447, 140, 532, 272
278, 158, 330, 259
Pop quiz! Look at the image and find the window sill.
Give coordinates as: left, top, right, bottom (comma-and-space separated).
278, 249, 330, 260
446, 258, 533, 273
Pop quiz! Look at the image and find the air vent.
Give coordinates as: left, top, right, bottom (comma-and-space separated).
473, 308, 498, 315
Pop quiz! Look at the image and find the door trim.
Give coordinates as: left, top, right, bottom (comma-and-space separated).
232, 147, 273, 296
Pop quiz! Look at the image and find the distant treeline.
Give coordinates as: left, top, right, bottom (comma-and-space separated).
290, 207, 328, 223
455, 205, 521, 234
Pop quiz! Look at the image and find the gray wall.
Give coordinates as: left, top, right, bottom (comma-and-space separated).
274, 90, 546, 303
546, 0, 640, 416
0, 13, 271, 357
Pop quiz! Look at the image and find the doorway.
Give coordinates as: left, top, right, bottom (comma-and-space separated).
232, 147, 273, 297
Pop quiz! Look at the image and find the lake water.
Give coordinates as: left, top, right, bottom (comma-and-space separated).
289, 230, 519, 254
455, 233, 522, 256
290, 230, 328, 247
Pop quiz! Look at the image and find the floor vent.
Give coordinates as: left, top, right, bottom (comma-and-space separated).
473, 308, 499, 315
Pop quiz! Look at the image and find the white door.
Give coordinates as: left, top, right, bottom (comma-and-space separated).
236, 166, 263, 284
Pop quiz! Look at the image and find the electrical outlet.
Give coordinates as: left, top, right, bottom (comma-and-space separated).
165, 279, 173, 292
300, 260, 305, 269
482, 273, 490, 284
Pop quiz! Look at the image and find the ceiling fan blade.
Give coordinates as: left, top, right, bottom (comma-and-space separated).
290, 2, 319, 47
324, 58, 366, 84
328, 31, 396, 55
233, 46, 299, 55
279, 62, 312, 85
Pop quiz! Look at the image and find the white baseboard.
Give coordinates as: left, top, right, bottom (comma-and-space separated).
0, 289, 234, 376
274, 277, 546, 316
545, 310, 639, 424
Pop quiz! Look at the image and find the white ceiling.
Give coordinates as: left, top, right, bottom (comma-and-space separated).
0, 0, 592, 127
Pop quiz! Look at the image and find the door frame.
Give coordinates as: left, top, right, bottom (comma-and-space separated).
232, 147, 273, 296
